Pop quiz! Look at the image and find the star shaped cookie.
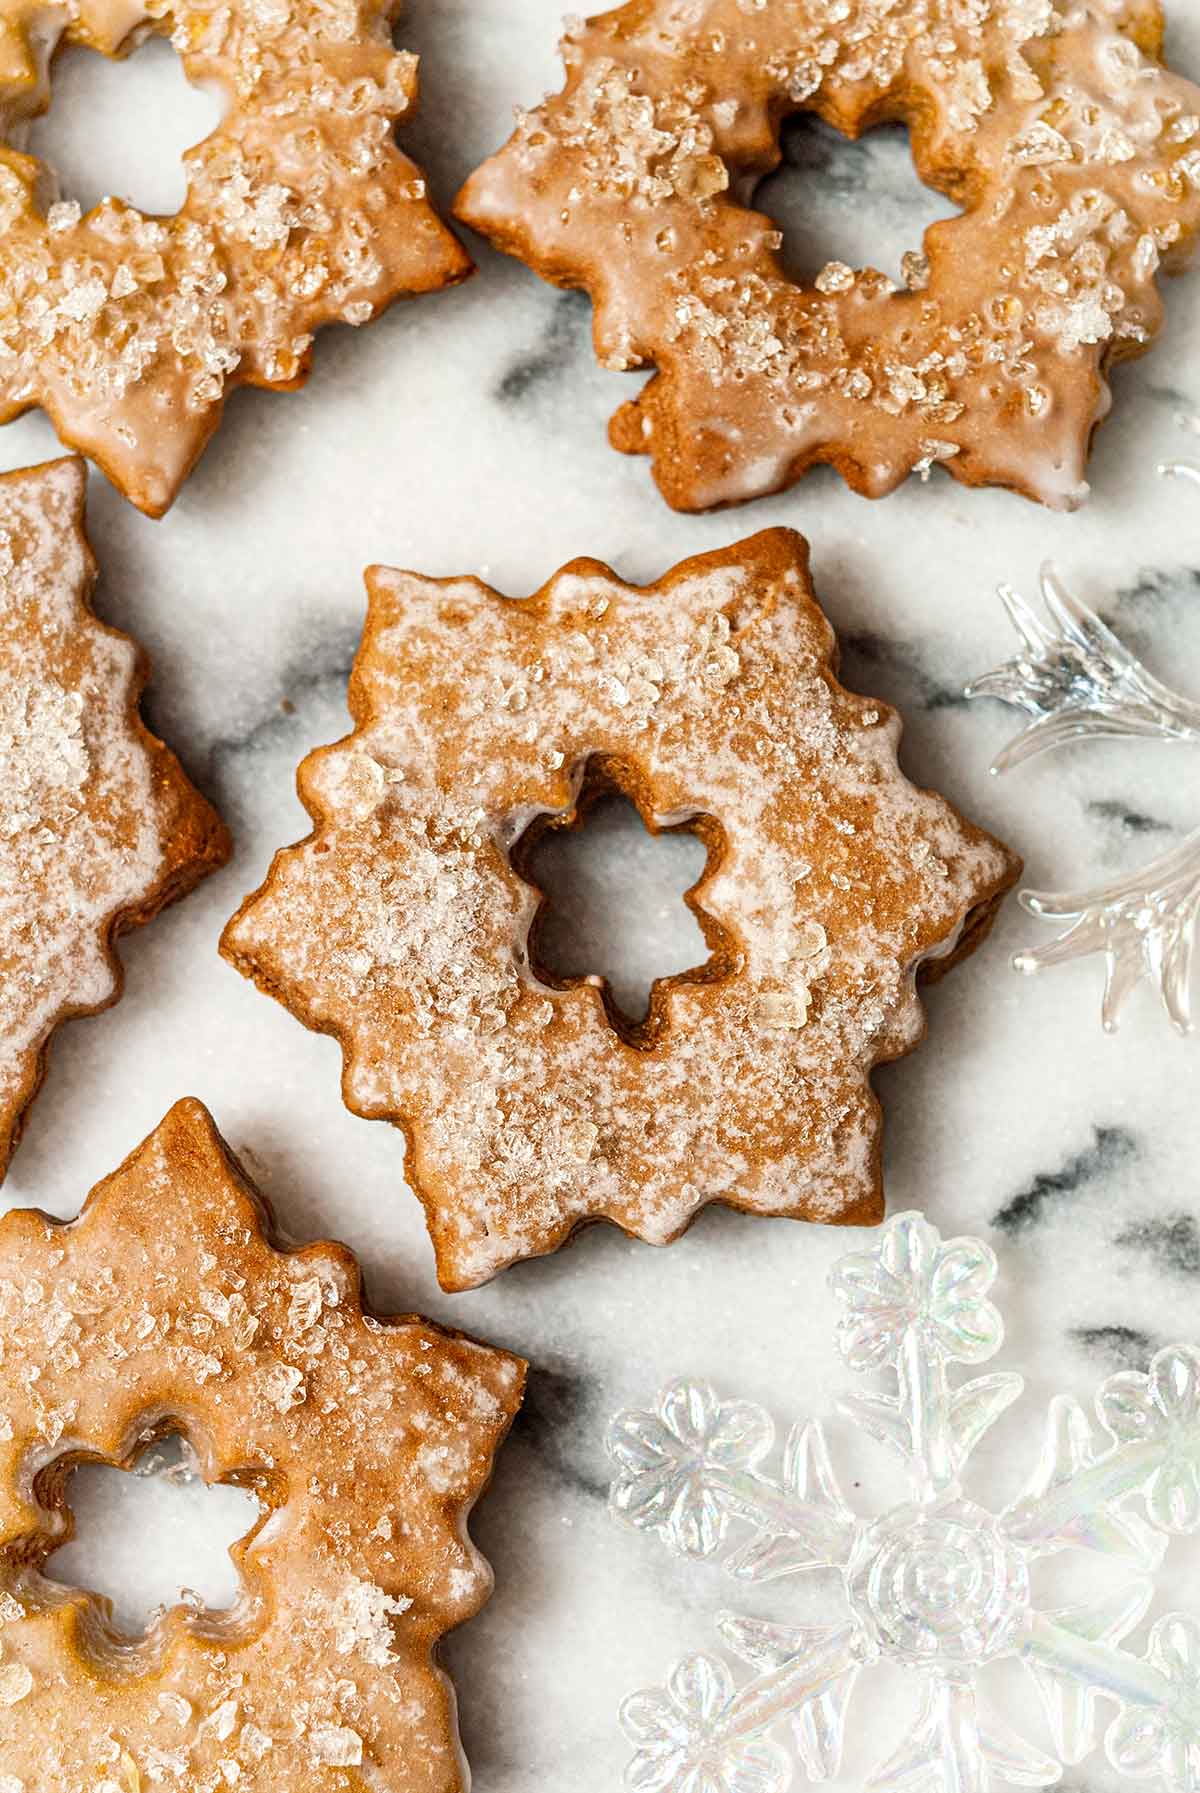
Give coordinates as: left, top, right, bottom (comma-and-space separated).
0, 458, 228, 1178
222, 530, 1020, 1290
457, 0, 1200, 513
0, 1097, 524, 1791
0, 0, 471, 513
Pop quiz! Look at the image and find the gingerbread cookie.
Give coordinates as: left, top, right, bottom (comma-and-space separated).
0, 458, 228, 1179
0, 0, 470, 515
457, 1, 1200, 513
221, 529, 1020, 1291
0, 1097, 524, 1791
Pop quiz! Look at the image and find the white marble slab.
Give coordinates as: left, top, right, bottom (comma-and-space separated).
8, 5, 1200, 1788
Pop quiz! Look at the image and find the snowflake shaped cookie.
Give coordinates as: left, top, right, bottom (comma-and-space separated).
966, 466, 1200, 1033
0, 0, 470, 514
459, 0, 1200, 514
0, 1097, 525, 1791
0, 458, 228, 1178
222, 529, 1018, 1290
611, 1211, 1200, 1793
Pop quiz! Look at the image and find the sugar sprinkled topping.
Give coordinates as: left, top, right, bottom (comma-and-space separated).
223, 532, 1018, 1290
0, 1098, 523, 1791
458, 0, 1200, 513
0, 459, 224, 1178
0, 0, 467, 514
0, 1660, 32, 1706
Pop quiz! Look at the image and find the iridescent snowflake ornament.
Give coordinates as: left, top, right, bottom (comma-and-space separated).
609, 1213, 1200, 1793
966, 472, 1200, 1034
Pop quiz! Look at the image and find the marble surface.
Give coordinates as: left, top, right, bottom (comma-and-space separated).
9, 5, 1200, 1789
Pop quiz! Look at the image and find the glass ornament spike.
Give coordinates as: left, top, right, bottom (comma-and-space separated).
966, 468, 1200, 1034
608, 1212, 1200, 1793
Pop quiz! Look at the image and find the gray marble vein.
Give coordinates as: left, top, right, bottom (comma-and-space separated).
992, 1126, 1142, 1235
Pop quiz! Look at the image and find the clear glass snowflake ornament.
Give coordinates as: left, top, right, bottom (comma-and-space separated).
965, 462, 1200, 1035
608, 1212, 1200, 1793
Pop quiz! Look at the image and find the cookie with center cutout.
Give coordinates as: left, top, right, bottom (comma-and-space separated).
0, 1097, 524, 1790
457, 0, 1200, 512
221, 530, 1019, 1290
0, 0, 471, 513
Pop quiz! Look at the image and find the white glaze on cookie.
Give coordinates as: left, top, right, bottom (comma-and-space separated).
0, 0, 470, 513
222, 531, 1019, 1289
0, 1098, 524, 1792
0, 458, 228, 1176
458, 0, 1200, 513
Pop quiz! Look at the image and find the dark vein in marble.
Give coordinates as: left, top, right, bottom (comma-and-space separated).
513, 1364, 608, 1503
992, 1125, 1140, 1235
777, 115, 887, 190
206, 622, 359, 774
1112, 565, 1200, 619
1070, 1323, 1156, 1373
1142, 377, 1199, 412
839, 629, 968, 713
766, 116, 955, 218
494, 290, 591, 404
1116, 1212, 1200, 1278
1086, 800, 1175, 837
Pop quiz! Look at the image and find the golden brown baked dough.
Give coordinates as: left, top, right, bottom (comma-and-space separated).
0, 1097, 525, 1792
0, 0, 470, 514
221, 529, 1020, 1290
0, 457, 228, 1180
457, 0, 1200, 513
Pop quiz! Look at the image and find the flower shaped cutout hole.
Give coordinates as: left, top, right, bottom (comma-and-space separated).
755, 116, 961, 293
14, 1431, 273, 1670
511, 757, 735, 1048
26, 37, 227, 217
